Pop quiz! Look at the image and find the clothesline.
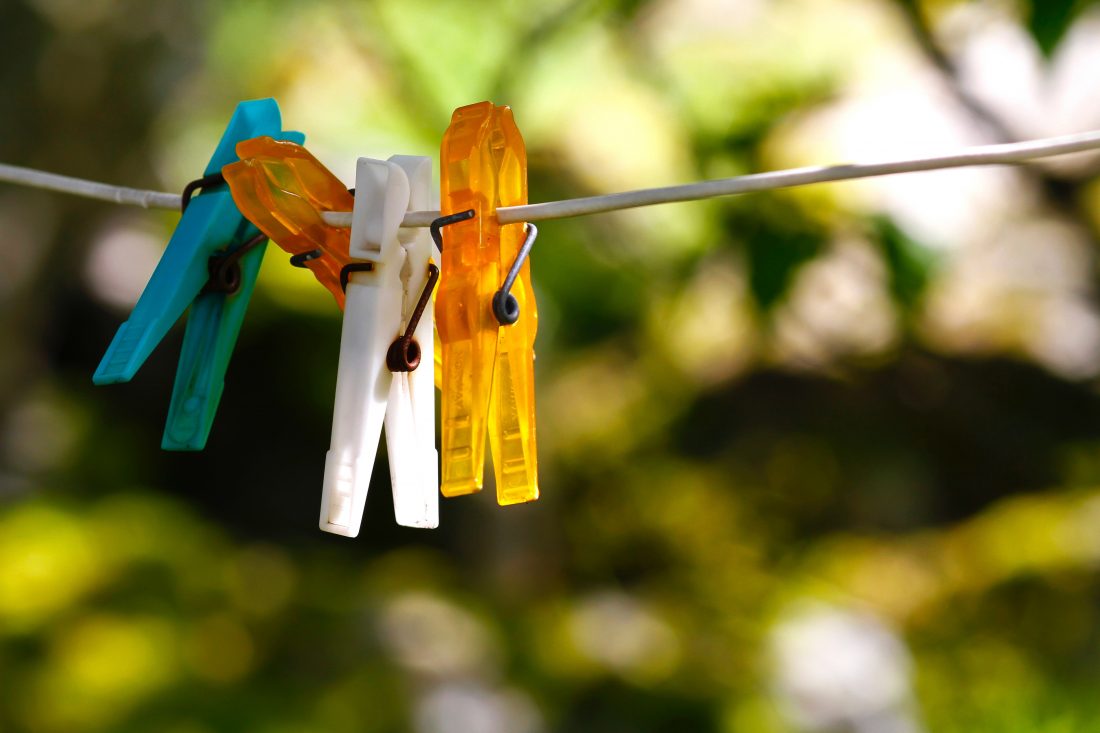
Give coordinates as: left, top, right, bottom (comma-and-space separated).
3, 128, 1100, 228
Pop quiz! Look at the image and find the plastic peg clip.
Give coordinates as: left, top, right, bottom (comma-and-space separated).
93, 98, 304, 451
222, 136, 355, 308
320, 156, 440, 536
437, 101, 539, 505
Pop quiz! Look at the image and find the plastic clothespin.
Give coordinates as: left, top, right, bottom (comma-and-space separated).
437, 101, 539, 505
222, 137, 354, 308
320, 155, 440, 536
93, 98, 304, 451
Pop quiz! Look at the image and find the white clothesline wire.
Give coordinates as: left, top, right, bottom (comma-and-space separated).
4, 129, 1100, 229
0, 163, 182, 210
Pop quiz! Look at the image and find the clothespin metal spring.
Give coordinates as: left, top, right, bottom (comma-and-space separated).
180, 173, 228, 213
378, 210, 474, 374
492, 223, 537, 326
201, 232, 267, 294
289, 249, 322, 268
429, 209, 475, 250
339, 262, 375, 292
386, 263, 439, 372
181, 171, 267, 297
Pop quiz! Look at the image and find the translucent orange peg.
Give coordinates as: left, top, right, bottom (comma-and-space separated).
222, 136, 354, 308
437, 101, 538, 505
226, 138, 447, 387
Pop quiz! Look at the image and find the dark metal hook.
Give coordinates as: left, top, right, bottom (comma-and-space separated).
340, 262, 375, 292
289, 249, 322, 268
430, 209, 475, 252
181, 172, 227, 213
492, 223, 537, 326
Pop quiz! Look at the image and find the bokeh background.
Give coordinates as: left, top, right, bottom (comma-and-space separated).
4, 0, 1100, 730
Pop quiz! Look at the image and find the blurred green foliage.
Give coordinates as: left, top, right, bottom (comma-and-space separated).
3, 0, 1100, 731
1027, 0, 1083, 56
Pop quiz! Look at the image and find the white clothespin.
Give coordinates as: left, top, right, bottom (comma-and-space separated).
320, 155, 439, 536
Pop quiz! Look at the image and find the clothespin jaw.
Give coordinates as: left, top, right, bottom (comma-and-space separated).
485, 109, 539, 506
92, 98, 301, 451
437, 103, 500, 497
437, 102, 539, 505
222, 137, 354, 308
320, 158, 413, 537
386, 155, 439, 529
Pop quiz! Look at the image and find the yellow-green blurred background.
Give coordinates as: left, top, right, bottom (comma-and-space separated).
4, 0, 1100, 730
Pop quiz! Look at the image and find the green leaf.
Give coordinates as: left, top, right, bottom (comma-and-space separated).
727, 195, 825, 312
871, 216, 937, 315
1028, 0, 1082, 57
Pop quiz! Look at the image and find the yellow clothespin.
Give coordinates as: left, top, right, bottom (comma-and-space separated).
437, 101, 539, 505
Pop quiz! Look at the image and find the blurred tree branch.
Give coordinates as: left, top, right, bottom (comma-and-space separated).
894, 0, 1100, 226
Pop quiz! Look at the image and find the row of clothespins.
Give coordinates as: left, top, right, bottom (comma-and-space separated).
92, 98, 538, 537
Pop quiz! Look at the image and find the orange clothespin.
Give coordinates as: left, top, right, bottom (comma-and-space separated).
222, 136, 354, 308
437, 101, 539, 505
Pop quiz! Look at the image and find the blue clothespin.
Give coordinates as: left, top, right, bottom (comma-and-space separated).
93, 98, 304, 450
